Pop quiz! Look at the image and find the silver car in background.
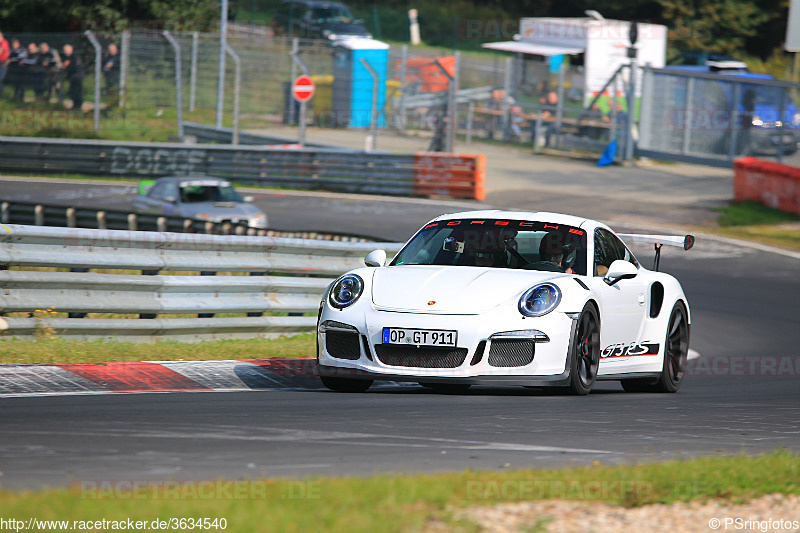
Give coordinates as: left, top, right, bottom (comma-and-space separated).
132, 176, 268, 229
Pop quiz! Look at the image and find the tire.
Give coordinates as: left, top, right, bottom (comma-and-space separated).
621, 302, 689, 393
566, 303, 601, 395
320, 376, 373, 393
418, 383, 472, 394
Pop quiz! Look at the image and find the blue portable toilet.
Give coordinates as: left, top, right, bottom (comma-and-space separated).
332, 38, 390, 128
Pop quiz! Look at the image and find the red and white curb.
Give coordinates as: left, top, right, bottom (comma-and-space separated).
0, 358, 322, 398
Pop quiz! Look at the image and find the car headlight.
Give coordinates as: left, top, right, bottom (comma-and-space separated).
518, 283, 561, 317
751, 115, 763, 127
329, 274, 364, 309
793, 113, 800, 126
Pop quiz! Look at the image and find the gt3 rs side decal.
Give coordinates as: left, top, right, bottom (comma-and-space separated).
601, 342, 660, 358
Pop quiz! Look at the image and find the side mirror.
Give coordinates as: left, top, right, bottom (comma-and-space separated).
604, 259, 638, 286
364, 249, 387, 267
163, 195, 177, 204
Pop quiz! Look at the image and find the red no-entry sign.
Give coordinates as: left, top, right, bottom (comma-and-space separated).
292, 75, 315, 103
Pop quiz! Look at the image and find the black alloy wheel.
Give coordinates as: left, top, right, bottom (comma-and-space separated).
621, 302, 689, 393
568, 304, 600, 395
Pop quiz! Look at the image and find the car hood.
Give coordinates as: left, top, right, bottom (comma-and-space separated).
370, 265, 564, 314
178, 202, 262, 219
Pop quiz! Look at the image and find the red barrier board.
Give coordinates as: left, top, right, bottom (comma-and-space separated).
734, 157, 800, 215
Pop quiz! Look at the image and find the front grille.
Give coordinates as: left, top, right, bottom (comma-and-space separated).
325, 331, 361, 360
374, 344, 468, 368
488, 339, 535, 367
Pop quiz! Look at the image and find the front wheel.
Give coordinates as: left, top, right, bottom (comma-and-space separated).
621, 302, 689, 393
320, 376, 373, 393
566, 304, 600, 395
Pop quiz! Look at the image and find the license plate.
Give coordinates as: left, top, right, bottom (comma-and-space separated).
382, 327, 458, 347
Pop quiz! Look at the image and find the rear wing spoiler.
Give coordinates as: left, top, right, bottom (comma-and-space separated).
618, 234, 695, 251
618, 234, 695, 271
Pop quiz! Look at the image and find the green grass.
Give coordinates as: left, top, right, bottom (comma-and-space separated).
709, 200, 800, 250
0, 334, 316, 365
0, 451, 797, 532
0, 98, 265, 143
716, 200, 800, 227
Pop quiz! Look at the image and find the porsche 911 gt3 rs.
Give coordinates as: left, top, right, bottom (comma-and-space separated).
316, 210, 693, 395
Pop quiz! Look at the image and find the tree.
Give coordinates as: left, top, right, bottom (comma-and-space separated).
657, 0, 771, 55
0, 0, 219, 34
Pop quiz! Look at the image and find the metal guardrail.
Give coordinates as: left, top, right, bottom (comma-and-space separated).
1, 199, 254, 236
402, 86, 500, 110
0, 225, 403, 342
0, 136, 418, 196
0, 199, 374, 242
182, 122, 355, 151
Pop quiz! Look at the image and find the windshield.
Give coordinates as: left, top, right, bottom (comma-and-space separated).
311, 6, 354, 22
391, 218, 588, 275
179, 181, 243, 203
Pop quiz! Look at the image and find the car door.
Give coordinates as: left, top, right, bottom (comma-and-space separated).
589, 228, 647, 367
136, 181, 178, 216
133, 181, 166, 214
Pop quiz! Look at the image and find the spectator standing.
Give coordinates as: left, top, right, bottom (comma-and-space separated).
21, 43, 40, 101
0, 32, 10, 97
38, 42, 61, 101
102, 43, 120, 95
62, 44, 85, 111
8, 39, 26, 100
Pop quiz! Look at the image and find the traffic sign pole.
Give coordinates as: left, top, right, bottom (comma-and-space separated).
299, 100, 307, 146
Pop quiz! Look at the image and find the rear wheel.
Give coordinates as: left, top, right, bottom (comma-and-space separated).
621, 302, 689, 393
419, 383, 472, 394
567, 304, 600, 395
320, 376, 373, 393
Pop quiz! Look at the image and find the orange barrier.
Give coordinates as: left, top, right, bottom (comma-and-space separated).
733, 157, 800, 215
414, 152, 486, 201
396, 56, 456, 93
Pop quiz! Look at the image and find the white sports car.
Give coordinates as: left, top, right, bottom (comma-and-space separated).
316, 210, 693, 395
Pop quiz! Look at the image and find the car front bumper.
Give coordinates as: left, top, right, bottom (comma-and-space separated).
317, 305, 576, 385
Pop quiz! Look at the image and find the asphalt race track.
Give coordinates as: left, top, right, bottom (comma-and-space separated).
1, 176, 799, 489
2, 375, 799, 490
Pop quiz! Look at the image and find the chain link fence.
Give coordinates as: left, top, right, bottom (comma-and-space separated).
18, 28, 800, 166
639, 67, 800, 166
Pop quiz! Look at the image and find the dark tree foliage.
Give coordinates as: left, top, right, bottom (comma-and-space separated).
0, 0, 219, 33
0, 0, 788, 59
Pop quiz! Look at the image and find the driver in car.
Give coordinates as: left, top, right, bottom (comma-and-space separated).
527, 231, 575, 273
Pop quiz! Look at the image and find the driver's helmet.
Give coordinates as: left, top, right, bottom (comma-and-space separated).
539, 231, 576, 269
